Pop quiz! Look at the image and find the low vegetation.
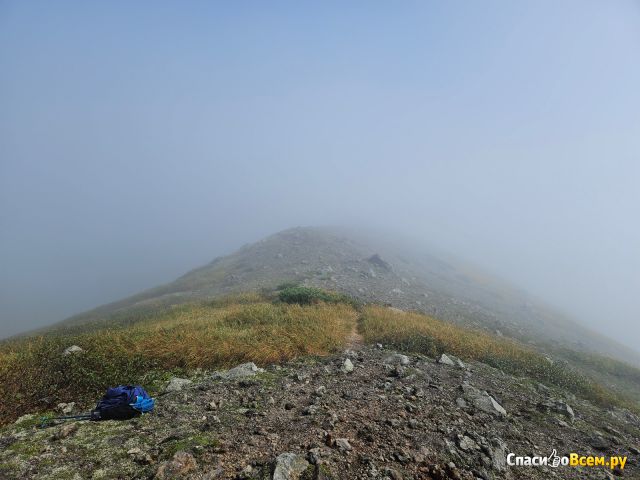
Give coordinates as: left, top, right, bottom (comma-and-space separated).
277, 285, 355, 306
360, 305, 637, 410
2, 292, 638, 426
0, 296, 356, 425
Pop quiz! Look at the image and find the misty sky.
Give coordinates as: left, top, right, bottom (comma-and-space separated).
1, 1, 639, 348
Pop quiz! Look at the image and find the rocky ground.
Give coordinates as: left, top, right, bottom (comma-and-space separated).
1, 345, 638, 480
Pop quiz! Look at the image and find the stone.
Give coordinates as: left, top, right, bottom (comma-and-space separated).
461, 383, 507, 416
537, 399, 575, 421
438, 354, 456, 366
164, 377, 193, 393
213, 362, 264, 379
57, 402, 75, 415
272, 452, 310, 480
341, 358, 354, 373
63, 345, 83, 355
53, 423, 78, 440
383, 353, 410, 366
155, 451, 197, 479
457, 435, 479, 451
335, 438, 352, 452
588, 435, 610, 451
368, 254, 391, 271
488, 437, 508, 471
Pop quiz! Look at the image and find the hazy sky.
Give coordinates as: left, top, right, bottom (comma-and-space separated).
1, 1, 639, 348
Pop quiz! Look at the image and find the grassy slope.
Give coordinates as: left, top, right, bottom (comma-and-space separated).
1, 291, 639, 426
0, 296, 355, 424
360, 305, 640, 412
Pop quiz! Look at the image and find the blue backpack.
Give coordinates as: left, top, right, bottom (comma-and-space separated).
91, 385, 155, 420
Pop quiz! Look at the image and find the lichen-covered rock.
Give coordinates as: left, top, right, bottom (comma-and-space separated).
63, 345, 83, 355
341, 358, 354, 373
164, 377, 193, 393
272, 452, 309, 480
213, 362, 264, 380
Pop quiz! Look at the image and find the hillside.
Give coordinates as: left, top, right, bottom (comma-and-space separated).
60, 226, 640, 368
3, 227, 640, 479
1, 299, 639, 479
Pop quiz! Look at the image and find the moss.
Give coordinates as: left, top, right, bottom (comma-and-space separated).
7, 439, 41, 456
162, 434, 219, 458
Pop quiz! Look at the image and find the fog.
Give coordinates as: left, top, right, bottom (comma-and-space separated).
1, 1, 639, 349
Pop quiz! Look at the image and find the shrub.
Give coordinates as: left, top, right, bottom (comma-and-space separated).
276, 281, 300, 291
277, 286, 358, 307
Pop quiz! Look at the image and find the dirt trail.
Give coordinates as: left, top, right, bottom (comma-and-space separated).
345, 317, 364, 349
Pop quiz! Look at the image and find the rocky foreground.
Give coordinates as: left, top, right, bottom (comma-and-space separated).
1, 346, 638, 480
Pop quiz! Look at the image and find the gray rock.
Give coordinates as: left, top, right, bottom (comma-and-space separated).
302, 405, 319, 415
273, 452, 310, 480
383, 353, 410, 366
457, 435, 479, 451
57, 402, 75, 415
588, 435, 610, 451
164, 377, 193, 393
341, 358, 354, 373
213, 362, 264, 379
63, 345, 83, 355
488, 437, 508, 471
335, 438, 352, 452
537, 399, 575, 421
438, 353, 456, 366
461, 382, 507, 416
367, 254, 391, 271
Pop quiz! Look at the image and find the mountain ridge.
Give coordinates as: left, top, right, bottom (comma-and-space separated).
58, 226, 640, 368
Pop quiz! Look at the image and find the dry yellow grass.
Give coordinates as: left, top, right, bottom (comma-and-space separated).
360, 305, 626, 408
0, 301, 357, 424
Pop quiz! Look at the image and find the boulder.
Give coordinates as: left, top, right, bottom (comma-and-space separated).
57, 402, 75, 415
457, 435, 479, 451
461, 382, 507, 416
383, 353, 410, 366
335, 438, 352, 452
488, 437, 508, 471
437, 353, 456, 366
213, 362, 264, 380
537, 399, 574, 421
367, 254, 391, 271
341, 358, 354, 373
164, 377, 193, 393
273, 452, 309, 480
63, 345, 83, 355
